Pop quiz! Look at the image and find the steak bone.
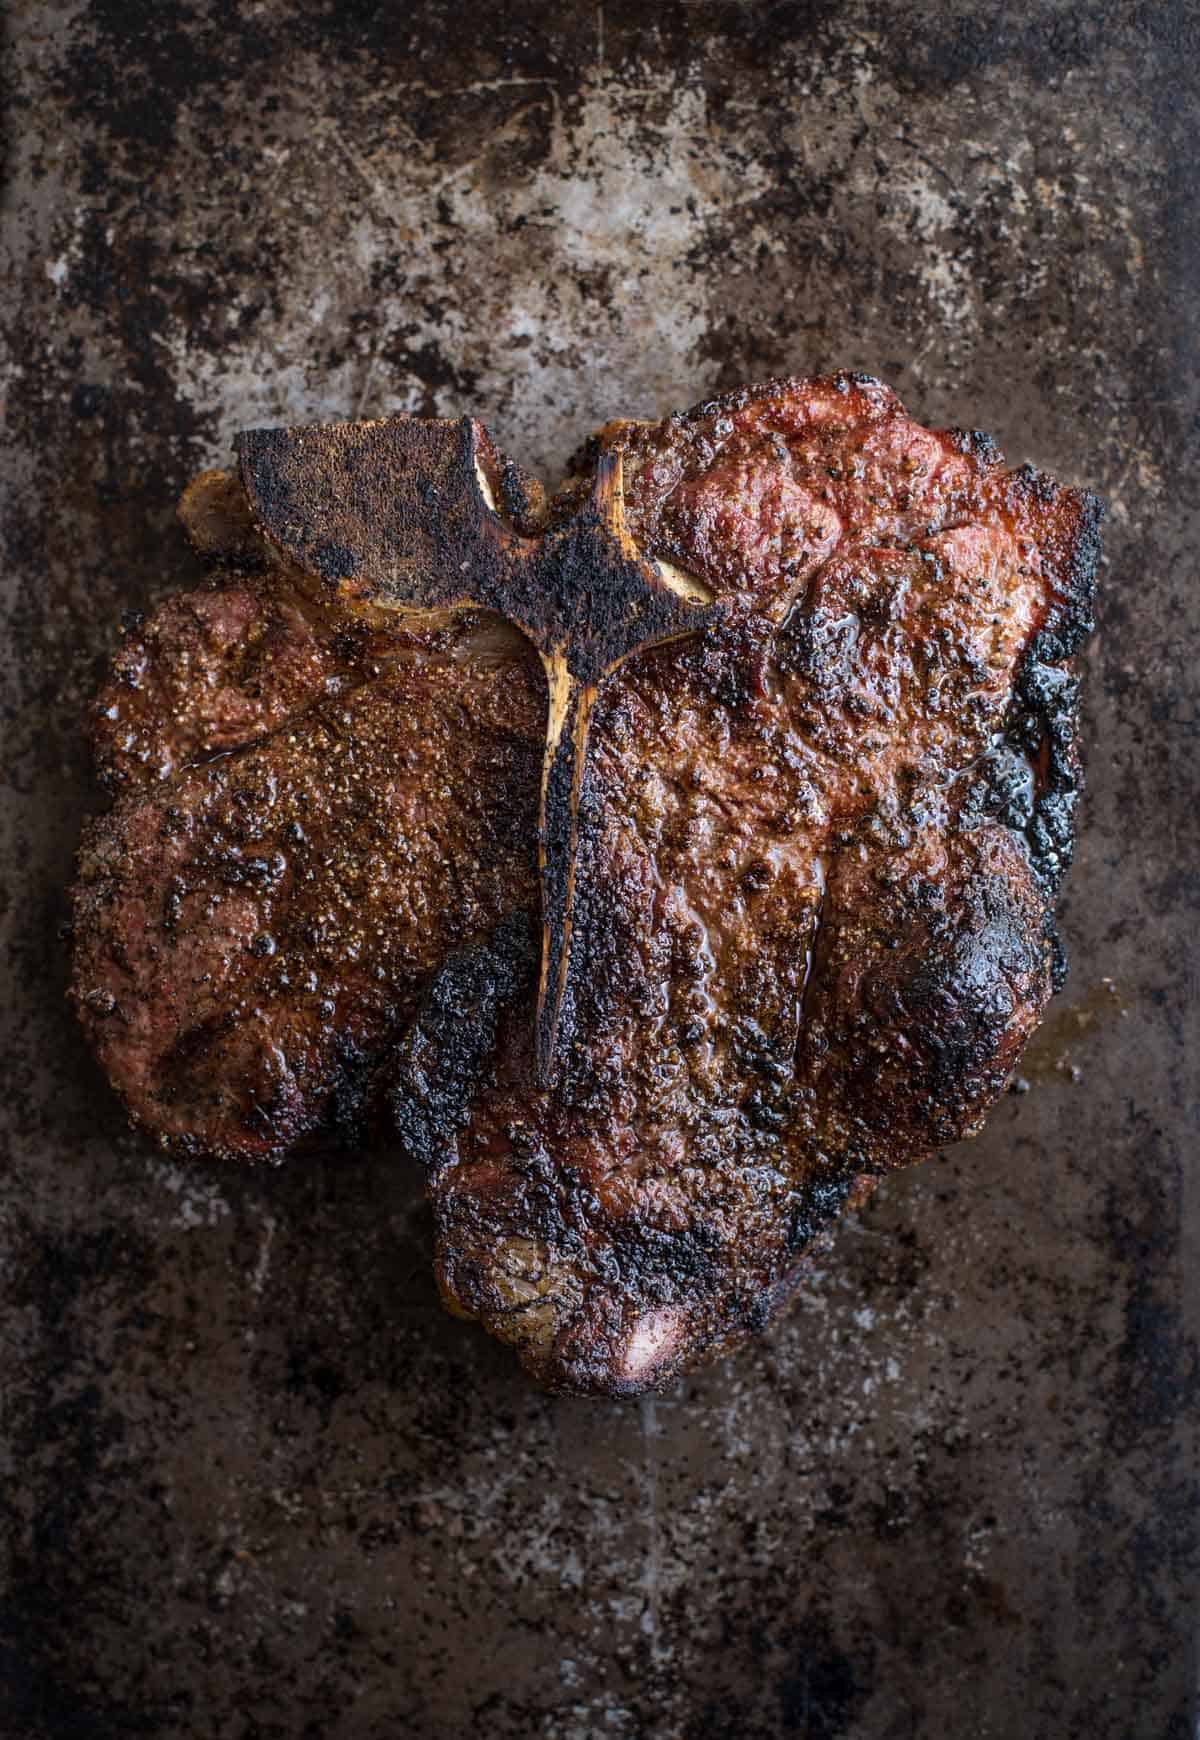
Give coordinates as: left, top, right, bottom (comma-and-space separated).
236, 414, 718, 1087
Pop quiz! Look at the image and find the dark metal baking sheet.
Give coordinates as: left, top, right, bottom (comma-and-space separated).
2, 4, 1196, 1735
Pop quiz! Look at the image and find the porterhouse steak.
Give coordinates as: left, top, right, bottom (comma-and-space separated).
70, 373, 1100, 1394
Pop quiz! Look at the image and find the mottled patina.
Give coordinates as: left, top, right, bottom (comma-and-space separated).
1, 2, 1196, 1736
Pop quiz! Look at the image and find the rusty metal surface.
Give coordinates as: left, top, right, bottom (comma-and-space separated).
1, 3, 1196, 1736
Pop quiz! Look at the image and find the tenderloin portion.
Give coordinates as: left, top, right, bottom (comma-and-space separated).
70, 374, 1100, 1391
91, 584, 333, 792
74, 618, 543, 1159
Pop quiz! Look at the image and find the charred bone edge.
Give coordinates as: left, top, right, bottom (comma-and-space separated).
233, 414, 717, 1091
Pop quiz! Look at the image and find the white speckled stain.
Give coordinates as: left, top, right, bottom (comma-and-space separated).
150, 1158, 231, 1228
250, 1213, 277, 1294
130, 65, 769, 480
2, 14, 1181, 1727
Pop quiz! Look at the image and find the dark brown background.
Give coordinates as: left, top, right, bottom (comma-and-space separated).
2, 4, 1197, 1736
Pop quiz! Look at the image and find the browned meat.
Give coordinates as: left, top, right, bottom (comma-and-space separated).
69, 373, 1100, 1391
74, 612, 543, 1158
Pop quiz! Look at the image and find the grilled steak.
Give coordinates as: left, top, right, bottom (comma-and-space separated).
70, 373, 1100, 1393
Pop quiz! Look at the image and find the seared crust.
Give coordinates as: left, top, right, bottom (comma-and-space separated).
69, 372, 1100, 1391
91, 581, 335, 793
411, 376, 1100, 1392
75, 621, 542, 1159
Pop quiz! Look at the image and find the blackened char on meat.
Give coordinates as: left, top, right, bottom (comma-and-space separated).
69, 373, 1100, 1394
